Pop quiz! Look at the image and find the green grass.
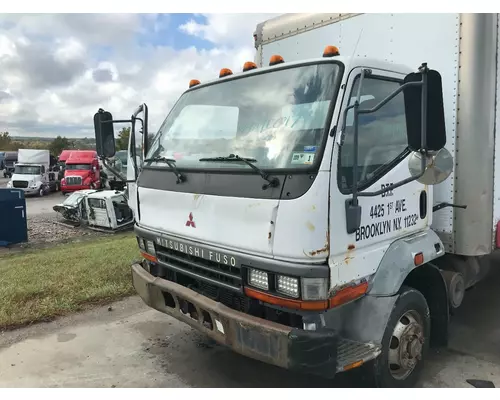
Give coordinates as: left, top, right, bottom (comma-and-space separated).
0, 234, 139, 330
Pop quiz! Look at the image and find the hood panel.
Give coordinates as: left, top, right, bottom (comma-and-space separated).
138, 187, 279, 258
11, 174, 40, 182
272, 172, 330, 263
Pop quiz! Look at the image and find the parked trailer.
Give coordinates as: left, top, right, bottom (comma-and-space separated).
92, 13, 500, 387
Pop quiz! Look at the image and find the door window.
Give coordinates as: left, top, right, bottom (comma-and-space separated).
338, 76, 409, 192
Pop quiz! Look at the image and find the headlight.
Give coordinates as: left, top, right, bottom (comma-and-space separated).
301, 277, 328, 301
6, 181, 12, 188
276, 275, 299, 298
145, 240, 156, 255
248, 268, 269, 290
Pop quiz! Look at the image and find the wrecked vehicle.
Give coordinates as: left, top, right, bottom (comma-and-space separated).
53, 189, 134, 232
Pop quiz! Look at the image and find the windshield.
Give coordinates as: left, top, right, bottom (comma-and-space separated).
66, 163, 92, 170
146, 62, 341, 170
63, 191, 87, 206
15, 165, 41, 175
116, 151, 128, 166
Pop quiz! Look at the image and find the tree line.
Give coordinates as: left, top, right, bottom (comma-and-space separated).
0, 128, 133, 157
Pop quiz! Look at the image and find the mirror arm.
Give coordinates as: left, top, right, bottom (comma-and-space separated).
130, 118, 140, 182
350, 69, 368, 207
104, 119, 132, 124
358, 81, 422, 115
143, 104, 149, 157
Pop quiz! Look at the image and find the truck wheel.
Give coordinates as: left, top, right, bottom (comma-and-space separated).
55, 182, 60, 192
38, 187, 45, 197
368, 286, 430, 388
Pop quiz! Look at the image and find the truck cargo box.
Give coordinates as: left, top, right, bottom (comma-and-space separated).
18, 149, 50, 165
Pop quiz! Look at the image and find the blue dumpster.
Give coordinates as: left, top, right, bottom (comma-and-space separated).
0, 188, 28, 246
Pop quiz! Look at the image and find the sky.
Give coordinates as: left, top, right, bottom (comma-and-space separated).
0, 13, 279, 138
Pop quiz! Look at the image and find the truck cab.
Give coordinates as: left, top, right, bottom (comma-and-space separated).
3, 151, 18, 178
7, 149, 59, 196
57, 150, 73, 181
61, 150, 101, 194
93, 39, 456, 387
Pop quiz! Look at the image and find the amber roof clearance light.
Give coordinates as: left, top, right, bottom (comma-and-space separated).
219, 68, 233, 78
189, 79, 201, 88
269, 55, 284, 66
243, 61, 257, 72
323, 45, 340, 57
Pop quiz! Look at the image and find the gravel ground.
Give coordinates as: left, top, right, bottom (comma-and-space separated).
1, 178, 124, 249
26, 213, 108, 245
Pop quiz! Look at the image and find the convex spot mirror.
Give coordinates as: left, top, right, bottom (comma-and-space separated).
403, 69, 446, 152
94, 109, 115, 158
408, 147, 453, 185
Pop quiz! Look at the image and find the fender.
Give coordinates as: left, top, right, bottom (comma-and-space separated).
323, 229, 448, 346
368, 229, 445, 296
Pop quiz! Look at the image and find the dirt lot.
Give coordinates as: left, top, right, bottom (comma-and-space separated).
1, 266, 500, 388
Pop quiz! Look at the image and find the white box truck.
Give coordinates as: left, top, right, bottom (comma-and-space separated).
7, 149, 61, 196
92, 13, 500, 387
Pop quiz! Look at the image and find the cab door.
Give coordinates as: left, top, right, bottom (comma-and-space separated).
328, 67, 432, 288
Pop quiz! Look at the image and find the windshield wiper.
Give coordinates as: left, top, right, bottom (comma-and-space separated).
144, 156, 186, 184
199, 154, 280, 190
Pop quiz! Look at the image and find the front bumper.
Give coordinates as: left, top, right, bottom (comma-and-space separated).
23, 188, 40, 195
132, 262, 340, 378
8, 186, 38, 195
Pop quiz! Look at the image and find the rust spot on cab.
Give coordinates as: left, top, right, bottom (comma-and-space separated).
308, 230, 330, 257
268, 231, 272, 240
344, 244, 355, 264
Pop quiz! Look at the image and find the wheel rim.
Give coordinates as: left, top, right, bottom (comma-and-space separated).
388, 309, 424, 380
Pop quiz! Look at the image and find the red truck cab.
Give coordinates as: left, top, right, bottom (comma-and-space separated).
61, 150, 101, 194
58, 150, 73, 168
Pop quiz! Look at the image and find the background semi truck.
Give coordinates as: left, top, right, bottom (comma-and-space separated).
61, 150, 101, 194
6, 149, 60, 196
3, 151, 18, 178
92, 13, 500, 387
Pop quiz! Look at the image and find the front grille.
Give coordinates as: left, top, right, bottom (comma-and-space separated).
197, 281, 251, 312
66, 176, 82, 186
156, 246, 242, 293
12, 180, 28, 188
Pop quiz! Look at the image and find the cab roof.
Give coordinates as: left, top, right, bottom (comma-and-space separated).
185, 55, 413, 93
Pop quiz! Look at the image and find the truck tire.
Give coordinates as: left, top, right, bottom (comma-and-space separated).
38, 186, 45, 197
367, 286, 430, 388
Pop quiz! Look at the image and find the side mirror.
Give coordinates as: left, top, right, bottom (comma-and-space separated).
408, 147, 453, 185
403, 68, 446, 152
94, 109, 116, 158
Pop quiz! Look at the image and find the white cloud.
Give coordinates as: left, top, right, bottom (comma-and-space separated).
179, 13, 279, 47
0, 13, 279, 138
